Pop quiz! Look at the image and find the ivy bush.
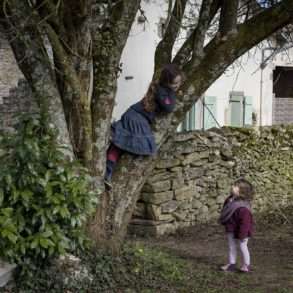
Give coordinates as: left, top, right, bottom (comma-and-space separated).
0, 115, 97, 271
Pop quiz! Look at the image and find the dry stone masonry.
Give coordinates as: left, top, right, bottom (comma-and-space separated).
0, 79, 37, 131
129, 126, 293, 236
0, 33, 38, 131
0, 33, 23, 102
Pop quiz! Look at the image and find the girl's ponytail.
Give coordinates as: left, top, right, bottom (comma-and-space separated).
142, 81, 157, 112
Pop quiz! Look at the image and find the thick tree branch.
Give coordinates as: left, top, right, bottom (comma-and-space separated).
219, 0, 239, 36
45, 25, 83, 98
154, 0, 188, 72
34, 0, 95, 166
91, 0, 141, 178
180, 0, 293, 119
173, 0, 221, 66
46, 23, 94, 166
35, 0, 66, 37
191, 0, 215, 66
3, 0, 72, 152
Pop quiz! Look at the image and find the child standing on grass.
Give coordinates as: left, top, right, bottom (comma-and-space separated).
219, 178, 255, 273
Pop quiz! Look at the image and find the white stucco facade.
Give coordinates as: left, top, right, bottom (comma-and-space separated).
114, 0, 293, 127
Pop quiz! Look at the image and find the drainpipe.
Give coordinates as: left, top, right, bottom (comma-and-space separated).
259, 47, 276, 126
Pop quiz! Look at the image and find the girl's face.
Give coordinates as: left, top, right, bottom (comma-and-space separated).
169, 75, 182, 92
231, 185, 240, 197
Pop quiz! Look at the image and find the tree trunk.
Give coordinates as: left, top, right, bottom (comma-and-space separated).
87, 154, 155, 253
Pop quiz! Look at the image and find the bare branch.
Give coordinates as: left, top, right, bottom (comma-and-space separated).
191, 0, 215, 66
45, 25, 83, 99
180, 0, 293, 117
91, 0, 141, 178
154, 0, 188, 71
173, 0, 221, 66
219, 0, 239, 37
3, 0, 72, 150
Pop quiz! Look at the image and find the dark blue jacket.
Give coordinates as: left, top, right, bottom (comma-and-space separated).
111, 85, 176, 155
130, 85, 176, 123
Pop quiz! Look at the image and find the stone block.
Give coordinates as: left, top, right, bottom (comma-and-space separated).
192, 199, 203, 209
220, 148, 233, 160
161, 200, 178, 214
181, 151, 209, 165
146, 172, 174, 184
174, 186, 195, 201
146, 204, 173, 221
156, 159, 181, 169
185, 168, 205, 180
142, 180, 171, 193
142, 191, 174, 205
178, 199, 192, 210
133, 202, 146, 218
190, 160, 207, 167
173, 210, 188, 221
169, 166, 183, 173
172, 177, 185, 189
216, 195, 226, 204
199, 205, 209, 214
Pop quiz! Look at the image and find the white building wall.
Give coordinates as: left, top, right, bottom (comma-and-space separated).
113, 0, 168, 120
114, 1, 293, 127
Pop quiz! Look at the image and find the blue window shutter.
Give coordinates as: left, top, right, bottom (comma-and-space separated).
181, 103, 197, 131
229, 91, 244, 127
204, 96, 217, 130
188, 103, 196, 130
183, 110, 190, 131
244, 96, 253, 126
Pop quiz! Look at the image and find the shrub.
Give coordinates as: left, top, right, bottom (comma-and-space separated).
0, 115, 97, 271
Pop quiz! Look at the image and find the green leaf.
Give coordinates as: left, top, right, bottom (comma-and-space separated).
39, 238, 53, 249
42, 230, 53, 238
5, 231, 18, 243
59, 207, 70, 218
45, 170, 51, 183
30, 239, 39, 249
5, 175, 12, 185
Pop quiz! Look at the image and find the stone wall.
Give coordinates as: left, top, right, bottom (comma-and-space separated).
0, 33, 37, 131
0, 34, 23, 103
0, 79, 37, 131
129, 126, 293, 236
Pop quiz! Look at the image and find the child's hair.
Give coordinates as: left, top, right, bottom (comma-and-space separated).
143, 64, 182, 112
233, 178, 254, 201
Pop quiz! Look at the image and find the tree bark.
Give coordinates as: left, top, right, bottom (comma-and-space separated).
154, 0, 188, 72
219, 0, 239, 36
91, 0, 141, 178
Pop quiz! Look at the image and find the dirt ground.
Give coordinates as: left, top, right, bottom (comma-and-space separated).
137, 220, 293, 292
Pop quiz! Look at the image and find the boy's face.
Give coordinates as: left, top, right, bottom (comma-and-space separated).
231, 185, 240, 197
